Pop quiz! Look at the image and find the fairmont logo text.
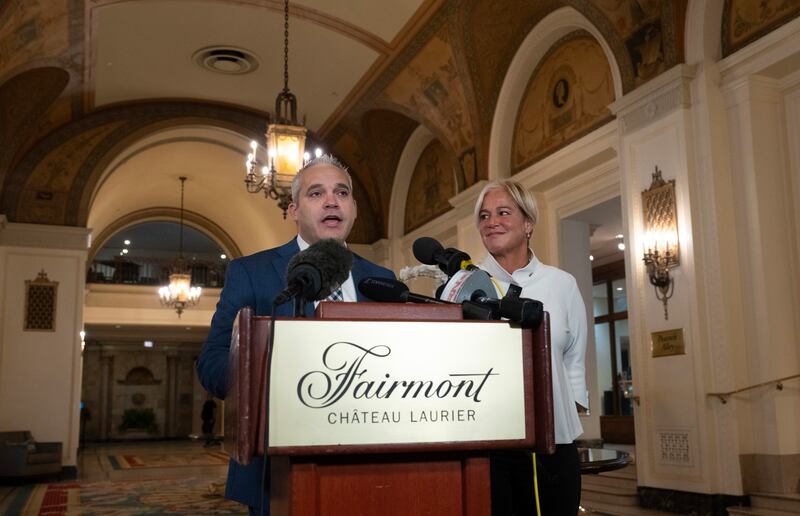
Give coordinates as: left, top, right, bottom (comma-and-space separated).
296, 341, 498, 409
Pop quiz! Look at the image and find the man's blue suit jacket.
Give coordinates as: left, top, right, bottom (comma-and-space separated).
196, 238, 395, 510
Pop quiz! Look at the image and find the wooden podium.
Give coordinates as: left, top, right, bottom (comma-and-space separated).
224, 302, 554, 516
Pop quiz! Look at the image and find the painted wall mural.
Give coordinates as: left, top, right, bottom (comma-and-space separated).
16, 122, 123, 224
512, 33, 614, 171
723, 0, 800, 56
382, 30, 473, 166
593, 0, 662, 39
404, 140, 456, 234
592, 0, 667, 85
331, 130, 381, 244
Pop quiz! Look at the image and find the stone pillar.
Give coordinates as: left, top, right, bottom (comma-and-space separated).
99, 355, 114, 440
166, 354, 179, 437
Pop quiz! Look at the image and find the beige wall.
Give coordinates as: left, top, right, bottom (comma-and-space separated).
0, 219, 90, 467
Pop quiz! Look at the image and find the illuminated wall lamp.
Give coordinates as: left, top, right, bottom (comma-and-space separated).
642, 166, 679, 320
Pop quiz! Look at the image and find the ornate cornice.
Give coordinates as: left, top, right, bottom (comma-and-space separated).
609, 64, 696, 134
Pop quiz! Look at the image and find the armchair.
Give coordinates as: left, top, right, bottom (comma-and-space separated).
0, 431, 62, 479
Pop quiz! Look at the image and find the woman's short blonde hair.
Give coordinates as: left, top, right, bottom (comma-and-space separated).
474, 179, 538, 226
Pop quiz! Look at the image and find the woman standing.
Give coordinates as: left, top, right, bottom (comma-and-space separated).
475, 179, 587, 516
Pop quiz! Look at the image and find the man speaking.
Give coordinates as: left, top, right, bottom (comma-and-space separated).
196, 154, 395, 515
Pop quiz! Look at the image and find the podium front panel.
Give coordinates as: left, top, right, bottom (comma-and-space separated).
267, 319, 534, 454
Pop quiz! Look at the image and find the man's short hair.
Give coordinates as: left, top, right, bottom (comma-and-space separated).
291, 154, 353, 202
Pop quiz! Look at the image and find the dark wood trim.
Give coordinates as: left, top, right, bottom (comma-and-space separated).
592, 259, 625, 283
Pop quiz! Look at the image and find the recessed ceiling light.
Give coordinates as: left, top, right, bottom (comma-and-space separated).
144, 340, 154, 348
124, 239, 131, 245
589, 255, 594, 261
616, 287, 623, 291
615, 234, 624, 239
617, 242, 626, 251
220, 254, 227, 260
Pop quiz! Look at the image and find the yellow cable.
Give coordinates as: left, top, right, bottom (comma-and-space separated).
532, 452, 541, 516
489, 276, 505, 297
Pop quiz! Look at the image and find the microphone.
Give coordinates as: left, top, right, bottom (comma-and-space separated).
412, 237, 475, 276
471, 295, 544, 329
358, 277, 443, 304
438, 268, 543, 328
358, 278, 495, 320
274, 239, 353, 305
439, 269, 499, 304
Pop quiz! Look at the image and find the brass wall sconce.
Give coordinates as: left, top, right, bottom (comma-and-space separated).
642, 166, 679, 320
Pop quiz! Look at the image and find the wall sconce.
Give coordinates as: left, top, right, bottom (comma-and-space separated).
642, 166, 679, 320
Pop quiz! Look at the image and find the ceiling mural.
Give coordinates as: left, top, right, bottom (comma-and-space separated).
0, 67, 69, 185
382, 29, 474, 168
512, 32, 615, 171
404, 140, 457, 234
15, 122, 122, 225
358, 110, 420, 214
461, 0, 560, 125
587, 0, 685, 87
0, 0, 791, 247
2, 101, 266, 227
722, 0, 800, 56
594, 0, 661, 39
0, 0, 70, 74
329, 130, 380, 244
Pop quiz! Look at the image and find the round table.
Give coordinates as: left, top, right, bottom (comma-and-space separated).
578, 447, 631, 474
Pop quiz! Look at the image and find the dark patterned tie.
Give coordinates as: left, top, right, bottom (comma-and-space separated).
326, 286, 343, 302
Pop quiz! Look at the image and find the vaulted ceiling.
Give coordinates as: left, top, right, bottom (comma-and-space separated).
2, 0, 795, 248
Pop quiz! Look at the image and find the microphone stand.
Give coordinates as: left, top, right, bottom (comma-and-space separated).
292, 294, 308, 318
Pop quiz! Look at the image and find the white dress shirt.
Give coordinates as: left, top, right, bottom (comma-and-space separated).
296, 235, 357, 304
479, 252, 588, 444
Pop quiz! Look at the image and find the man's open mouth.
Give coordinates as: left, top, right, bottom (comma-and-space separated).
322, 215, 342, 226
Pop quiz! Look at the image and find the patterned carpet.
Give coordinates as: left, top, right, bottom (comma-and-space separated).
106, 451, 230, 469
5, 477, 247, 515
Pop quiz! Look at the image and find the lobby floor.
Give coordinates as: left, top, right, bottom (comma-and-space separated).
0, 440, 676, 515
0, 439, 244, 515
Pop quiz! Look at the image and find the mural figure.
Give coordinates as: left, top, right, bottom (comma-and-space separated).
513, 35, 614, 170
404, 141, 456, 233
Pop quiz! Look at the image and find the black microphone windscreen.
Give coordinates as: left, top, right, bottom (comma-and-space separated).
358, 277, 409, 303
412, 237, 444, 266
287, 239, 353, 300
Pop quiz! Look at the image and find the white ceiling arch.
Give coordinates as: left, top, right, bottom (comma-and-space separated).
87, 125, 297, 257
488, 6, 623, 180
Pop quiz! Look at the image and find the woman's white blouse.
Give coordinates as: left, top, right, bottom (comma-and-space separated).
479, 252, 588, 444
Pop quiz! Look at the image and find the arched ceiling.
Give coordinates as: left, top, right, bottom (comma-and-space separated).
88, 126, 297, 256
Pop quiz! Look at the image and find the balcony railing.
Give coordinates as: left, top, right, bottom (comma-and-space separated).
87, 256, 226, 288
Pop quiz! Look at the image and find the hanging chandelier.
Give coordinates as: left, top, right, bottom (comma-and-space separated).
158, 176, 202, 317
245, 0, 322, 218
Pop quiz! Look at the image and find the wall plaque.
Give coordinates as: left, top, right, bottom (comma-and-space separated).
651, 328, 685, 357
